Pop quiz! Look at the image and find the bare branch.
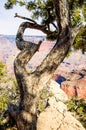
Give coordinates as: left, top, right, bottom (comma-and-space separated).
51, 22, 58, 30
15, 13, 37, 23
15, 14, 58, 37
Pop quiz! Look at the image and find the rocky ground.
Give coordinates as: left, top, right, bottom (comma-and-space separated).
37, 79, 85, 130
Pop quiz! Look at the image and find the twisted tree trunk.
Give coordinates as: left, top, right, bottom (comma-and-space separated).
7, 0, 86, 130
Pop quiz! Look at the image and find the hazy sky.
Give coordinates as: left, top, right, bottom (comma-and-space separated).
0, 0, 45, 36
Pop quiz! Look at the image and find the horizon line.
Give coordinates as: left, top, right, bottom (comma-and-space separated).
0, 34, 46, 37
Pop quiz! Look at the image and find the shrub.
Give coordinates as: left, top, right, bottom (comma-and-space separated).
66, 97, 86, 128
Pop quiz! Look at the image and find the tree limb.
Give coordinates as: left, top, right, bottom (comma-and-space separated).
32, 0, 70, 77
15, 14, 57, 36
71, 22, 86, 38
34, 26, 71, 77
51, 22, 58, 30
16, 21, 42, 51
15, 13, 37, 23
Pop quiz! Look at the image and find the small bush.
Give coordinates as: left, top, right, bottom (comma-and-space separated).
66, 97, 86, 128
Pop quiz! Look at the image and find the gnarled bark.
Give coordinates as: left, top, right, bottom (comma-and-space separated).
8, 0, 86, 130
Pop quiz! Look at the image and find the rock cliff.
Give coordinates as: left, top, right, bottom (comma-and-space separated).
53, 69, 86, 99
61, 76, 86, 99
37, 80, 85, 130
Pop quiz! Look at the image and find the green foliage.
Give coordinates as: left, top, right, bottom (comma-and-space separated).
0, 61, 19, 129
0, 61, 6, 80
5, 0, 55, 26
83, 5, 86, 21
71, 8, 82, 27
66, 97, 86, 128
0, 96, 8, 112
29, 0, 55, 24
4, 0, 86, 49
5, 2, 13, 9
66, 98, 76, 112
38, 87, 54, 113
73, 26, 86, 53
8, 0, 16, 4
0, 77, 19, 129
0, 77, 19, 112
26, 1, 36, 11
19, 1, 25, 6
68, 0, 86, 27
0, 94, 9, 128
66, 49, 72, 57
68, 0, 84, 9
4, 0, 86, 26
38, 100, 45, 112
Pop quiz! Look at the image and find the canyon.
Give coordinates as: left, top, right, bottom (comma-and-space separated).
0, 35, 86, 98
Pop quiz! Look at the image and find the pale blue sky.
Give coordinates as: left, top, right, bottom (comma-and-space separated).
0, 0, 45, 36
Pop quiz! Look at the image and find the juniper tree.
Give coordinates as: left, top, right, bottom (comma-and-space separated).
4, 0, 86, 130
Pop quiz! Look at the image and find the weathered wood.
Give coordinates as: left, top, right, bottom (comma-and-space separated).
7, 0, 86, 130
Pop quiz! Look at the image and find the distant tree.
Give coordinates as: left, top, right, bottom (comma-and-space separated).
4, 0, 86, 130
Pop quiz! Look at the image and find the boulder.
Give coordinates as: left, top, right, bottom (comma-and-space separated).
37, 80, 85, 130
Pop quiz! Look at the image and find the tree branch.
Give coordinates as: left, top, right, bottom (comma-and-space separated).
15, 14, 57, 36
71, 22, 86, 38
34, 27, 70, 76
15, 13, 37, 23
16, 22, 42, 51
51, 22, 58, 30
19, 22, 49, 35
14, 21, 42, 105
31, 0, 70, 78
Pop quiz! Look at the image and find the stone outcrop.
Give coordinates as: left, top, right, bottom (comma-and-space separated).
37, 80, 85, 130
53, 69, 86, 99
